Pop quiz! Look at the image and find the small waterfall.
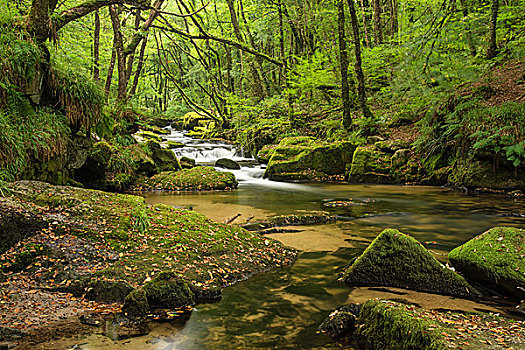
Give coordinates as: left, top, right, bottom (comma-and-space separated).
165, 129, 314, 191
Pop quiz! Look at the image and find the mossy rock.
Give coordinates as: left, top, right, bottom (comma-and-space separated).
341, 229, 479, 298
257, 145, 276, 164
138, 131, 163, 142
140, 124, 170, 135
318, 304, 361, 339
84, 279, 134, 303
0, 201, 48, 254
348, 145, 393, 183
215, 158, 241, 170
145, 140, 182, 172
448, 227, 525, 298
449, 160, 525, 190
134, 166, 238, 191
264, 137, 355, 182
180, 156, 196, 169
240, 212, 335, 231
166, 141, 184, 149
123, 272, 195, 318
356, 300, 447, 350
182, 112, 212, 130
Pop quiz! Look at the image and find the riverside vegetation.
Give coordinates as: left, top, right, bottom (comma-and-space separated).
0, 0, 524, 348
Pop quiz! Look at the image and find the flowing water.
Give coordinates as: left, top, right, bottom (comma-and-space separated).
77, 130, 525, 350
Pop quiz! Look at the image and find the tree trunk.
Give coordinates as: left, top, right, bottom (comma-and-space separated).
372, 0, 383, 44
93, 10, 100, 81
360, 0, 371, 48
337, 0, 352, 130
348, 0, 373, 120
486, 0, 499, 58
109, 5, 127, 101
129, 33, 148, 97
459, 0, 476, 57
105, 47, 117, 98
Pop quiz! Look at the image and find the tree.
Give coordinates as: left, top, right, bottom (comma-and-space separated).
486, 0, 499, 58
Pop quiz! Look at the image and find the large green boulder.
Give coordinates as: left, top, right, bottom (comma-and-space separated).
347, 143, 422, 184
449, 227, 525, 298
356, 300, 447, 350
341, 229, 479, 298
263, 136, 355, 182
145, 140, 182, 172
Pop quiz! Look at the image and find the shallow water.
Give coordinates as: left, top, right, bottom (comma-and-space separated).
76, 181, 525, 350
76, 131, 525, 349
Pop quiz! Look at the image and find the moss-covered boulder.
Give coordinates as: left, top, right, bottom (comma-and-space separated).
123, 272, 195, 318
180, 156, 196, 169
137, 131, 163, 142
449, 160, 525, 191
165, 141, 184, 149
215, 158, 241, 170
263, 136, 355, 182
134, 166, 238, 191
257, 145, 276, 164
347, 144, 422, 184
341, 229, 479, 298
145, 140, 182, 172
357, 300, 446, 350
354, 299, 525, 350
182, 112, 213, 130
449, 227, 525, 298
240, 212, 335, 231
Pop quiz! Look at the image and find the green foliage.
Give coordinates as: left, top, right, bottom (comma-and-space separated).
0, 26, 43, 106
46, 64, 105, 131
131, 206, 151, 234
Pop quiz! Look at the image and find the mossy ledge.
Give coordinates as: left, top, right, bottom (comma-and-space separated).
1, 181, 296, 319
449, 227, 525, 299
341, 229, 479, 298
133, 166, 238, 191
347, 299, 525, 350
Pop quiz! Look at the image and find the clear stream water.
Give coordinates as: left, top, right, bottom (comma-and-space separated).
77, 130, 525, 350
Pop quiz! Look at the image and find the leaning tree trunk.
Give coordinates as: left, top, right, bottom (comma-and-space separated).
348, 0, 373, 120
337, 0, 352, 130
486, 0, 499, 58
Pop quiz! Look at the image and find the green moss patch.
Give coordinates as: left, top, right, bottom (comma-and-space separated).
449, 227, 525, 298
356, 299, 525, 350
341, 229, 479, 298
264, 136, 355, 182
134, 166, 238, 191
357, 300, 446, 350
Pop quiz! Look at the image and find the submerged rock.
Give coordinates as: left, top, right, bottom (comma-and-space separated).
341, 229, 479, 298
134, 166, 238, 191
215, 158, 241, 170
449, 227, 525, 299
165, 141, 184, 149
263, 136, 355, 182
318, 304, 361, 338
240, 212, 335, 231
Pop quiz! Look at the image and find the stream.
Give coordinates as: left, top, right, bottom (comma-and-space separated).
77, 130, 525, 350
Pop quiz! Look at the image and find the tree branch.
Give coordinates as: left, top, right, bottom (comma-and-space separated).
53, 0, 149, 31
